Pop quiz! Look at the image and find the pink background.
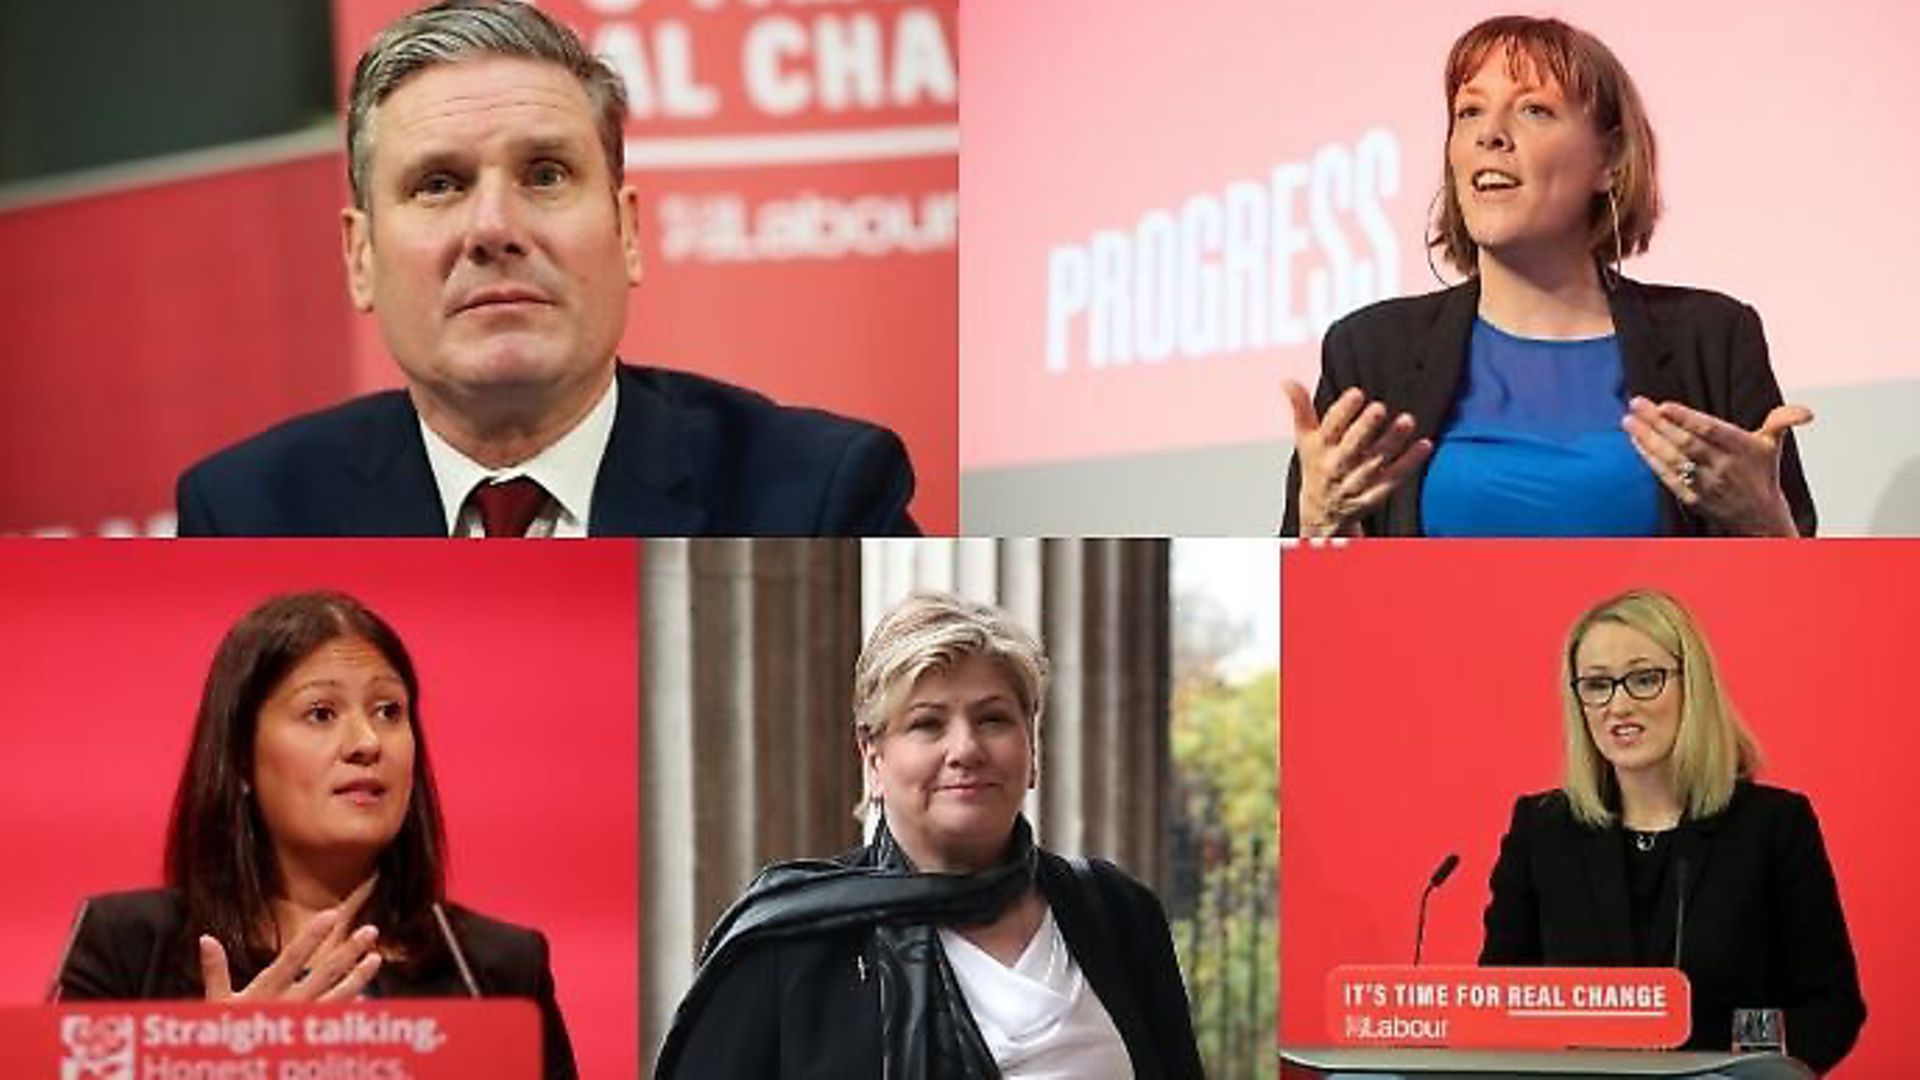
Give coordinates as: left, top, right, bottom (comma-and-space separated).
961, 1, 1920, 469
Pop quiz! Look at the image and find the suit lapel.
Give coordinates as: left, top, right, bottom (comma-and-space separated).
1607, 278, 1690, 534
1608, 279, 1679, 403
1386, 281, 1478, 535
1406, 280, 1479, 438
344, 394, 449, 537
588, 365, 709, 536
1582, 826, 1636, 963
1042, 857, 1160, 1079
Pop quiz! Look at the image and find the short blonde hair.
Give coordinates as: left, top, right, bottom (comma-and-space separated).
1560, 590, 1760, 828
1431, 15, 1661, 276
853, 593, 1049, 745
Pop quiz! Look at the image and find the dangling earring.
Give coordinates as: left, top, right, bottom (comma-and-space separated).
1424, 183, 1452, 287
1606, 185, 1626, 286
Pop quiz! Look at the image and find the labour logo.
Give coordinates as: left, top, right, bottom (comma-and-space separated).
59, 1015, 134, 1080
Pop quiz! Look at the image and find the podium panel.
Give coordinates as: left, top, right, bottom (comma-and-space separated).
1281, 1046, 1813, 1079
1327, 966, 1690, 1051
0, 1000, 540, 1079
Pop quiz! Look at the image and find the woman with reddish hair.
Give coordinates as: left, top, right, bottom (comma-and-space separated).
1283, 16, 1814, 538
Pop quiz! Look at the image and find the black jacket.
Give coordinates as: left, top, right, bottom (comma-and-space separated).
56, 889, 576, 1080
1282, 278, 1815, 536
660, 850, 1204, 1078
1480, 784, 1864, 1073
176, 363, 919, 537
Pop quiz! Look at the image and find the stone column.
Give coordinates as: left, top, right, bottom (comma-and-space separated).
641, 539, 863, 1060
643, 538, 1172, 1063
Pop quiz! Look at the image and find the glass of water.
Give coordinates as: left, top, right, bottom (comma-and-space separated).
1731, 1008, 1786, 1054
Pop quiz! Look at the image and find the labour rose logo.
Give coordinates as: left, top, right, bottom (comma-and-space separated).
59, 1015, 134, 1080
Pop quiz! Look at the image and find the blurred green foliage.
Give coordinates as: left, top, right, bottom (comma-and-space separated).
1171, 667, 1277, 1079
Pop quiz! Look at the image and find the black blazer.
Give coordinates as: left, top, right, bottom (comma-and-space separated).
1481, 784, 1865, 1073
56, 889, 577, 1080
176, 363, 919, 537
1282, 278, 1816, 536
659, 851, 1205, 1078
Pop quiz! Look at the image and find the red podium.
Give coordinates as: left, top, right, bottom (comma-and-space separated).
1326, 966, 1691, 1050
1279, 1047, 1814, 1078
0, 999, 540, 1078
1282, 966, 1814, 1078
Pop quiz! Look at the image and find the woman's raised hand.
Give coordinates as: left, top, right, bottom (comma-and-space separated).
1285, 381, 1432, 537
1622, 397, 1811, 537
199, 908, 381, 1003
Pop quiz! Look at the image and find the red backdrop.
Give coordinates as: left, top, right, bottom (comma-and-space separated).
334, 0, 958, 532
1280, 540, 1915, 1076
0, 159, 350, 536
0, 0, 955, 535
0, 541, 640, 1077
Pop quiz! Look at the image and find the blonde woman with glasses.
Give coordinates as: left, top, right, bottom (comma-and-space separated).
1481, 590, 1864, 1073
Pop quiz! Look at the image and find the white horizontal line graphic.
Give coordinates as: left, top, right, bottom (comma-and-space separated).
1509, 1009, 1667, 1018
624, 124, 957, 169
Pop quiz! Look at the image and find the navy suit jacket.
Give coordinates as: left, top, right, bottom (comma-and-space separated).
1481, 783, 1865, 1074
1281, 277, 1816, 536
176, 364, 919, 537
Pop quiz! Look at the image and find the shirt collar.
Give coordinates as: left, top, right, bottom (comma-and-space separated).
418, 376, 618, 536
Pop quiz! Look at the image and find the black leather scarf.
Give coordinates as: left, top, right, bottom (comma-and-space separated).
654, 816, 1039, 1079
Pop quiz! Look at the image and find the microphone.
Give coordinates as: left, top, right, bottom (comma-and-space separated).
432, 902, 482, 998
1413, 853, 1461, 966
1672, 857, 1689, 971
45, 899, 91, 1003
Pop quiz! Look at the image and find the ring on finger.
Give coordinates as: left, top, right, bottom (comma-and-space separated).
1676, 458, 1698, 487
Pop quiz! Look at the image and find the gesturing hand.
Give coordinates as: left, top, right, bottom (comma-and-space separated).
200, 908, 382, 1003
1621, 397, 1811, 537
1285, 381, 1432, 538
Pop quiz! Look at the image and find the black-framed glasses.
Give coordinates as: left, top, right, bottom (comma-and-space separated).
1571, 667, 1680, 707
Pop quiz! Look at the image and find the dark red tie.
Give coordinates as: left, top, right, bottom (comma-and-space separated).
467, 477, 550, 537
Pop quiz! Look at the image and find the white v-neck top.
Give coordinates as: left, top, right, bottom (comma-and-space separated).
938, 906, 1133, 1078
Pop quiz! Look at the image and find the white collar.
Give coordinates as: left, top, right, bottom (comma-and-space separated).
417, 376, 618, 536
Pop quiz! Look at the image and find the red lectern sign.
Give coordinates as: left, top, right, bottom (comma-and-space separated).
0, 1000, 539, 1079
1328, 966, 1690, 1050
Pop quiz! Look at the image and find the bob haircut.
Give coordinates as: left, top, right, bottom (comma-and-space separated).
346, 0, 629, 211
852, 592, 1050, 747
1559, 589, 1760, 828
164, 591, 448, 984
1431, 15, 1661, 276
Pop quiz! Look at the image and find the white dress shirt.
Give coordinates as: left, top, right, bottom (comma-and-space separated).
938, 906, 1133, 1079
418, 377, 618, 538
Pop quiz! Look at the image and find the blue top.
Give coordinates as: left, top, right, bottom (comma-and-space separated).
1421, 318, 1661, 536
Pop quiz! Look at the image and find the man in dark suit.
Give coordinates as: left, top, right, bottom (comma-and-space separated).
175, 1, 917, 538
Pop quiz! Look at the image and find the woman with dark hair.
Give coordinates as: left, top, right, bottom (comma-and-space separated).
57, 591, 576, 1079
655, 592, 1202, 1078
1483, 590, 1864, 1072
1282, 15, 1814, 537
